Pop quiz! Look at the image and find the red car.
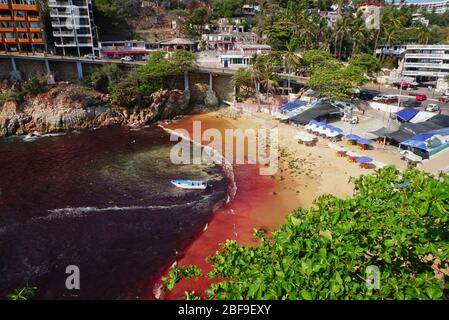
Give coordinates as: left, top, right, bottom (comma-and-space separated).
416, 94, 427, 101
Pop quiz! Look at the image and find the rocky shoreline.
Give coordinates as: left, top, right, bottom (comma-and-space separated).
0, 81, 212, 137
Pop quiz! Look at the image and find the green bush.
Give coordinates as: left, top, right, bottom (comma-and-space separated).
22, 77, 47, 97
166, 167, 449, 300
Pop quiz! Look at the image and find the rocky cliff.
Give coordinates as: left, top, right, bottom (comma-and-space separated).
0, 83, 192, 137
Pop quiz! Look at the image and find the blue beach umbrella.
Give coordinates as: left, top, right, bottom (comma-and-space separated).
346, 134, 360, 141
331, 127, 343, 133
356, 156, 373, 164
357, 138, 373, 145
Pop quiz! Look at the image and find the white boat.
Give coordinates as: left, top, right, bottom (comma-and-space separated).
171, 180, 208, 190
24, 131, 42, 140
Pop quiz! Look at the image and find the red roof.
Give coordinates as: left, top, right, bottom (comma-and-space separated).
356, 1, 383, 6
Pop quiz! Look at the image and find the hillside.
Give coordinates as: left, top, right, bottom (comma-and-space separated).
92, 0, 214, 41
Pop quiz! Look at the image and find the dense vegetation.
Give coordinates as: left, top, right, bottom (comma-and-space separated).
257, 0, 444, 56
164, 167, 449, 299
84, 50, 195, 108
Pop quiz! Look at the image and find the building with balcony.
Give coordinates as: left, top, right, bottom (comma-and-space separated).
402, 45, 449, 85
219, 44, 271, 68
395, 0, 449, 14
0, 0, 46, 54
98, 40, 160, 60
49, 0, 98, 56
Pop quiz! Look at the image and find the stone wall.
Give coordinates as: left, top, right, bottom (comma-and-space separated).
167, 71, 233, 103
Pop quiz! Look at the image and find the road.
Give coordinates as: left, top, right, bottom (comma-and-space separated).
364, 84, 449, 115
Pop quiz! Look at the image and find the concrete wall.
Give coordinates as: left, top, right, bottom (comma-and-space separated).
167, 71, 233, 102
0, 59, 10, 79
0, 57, 234, 101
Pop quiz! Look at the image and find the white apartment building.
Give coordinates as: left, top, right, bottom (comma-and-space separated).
49, 0, 98, 56
402, 45, 449, 85
396, 0, 449, 14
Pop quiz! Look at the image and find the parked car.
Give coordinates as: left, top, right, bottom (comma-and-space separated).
84, 54, 97, 60
373, 95, 386, 101
381, 96, 399, 104
415, 93, 427, 101
439, 96, 449, 103
120, 56, 134, 62
426, 104, 441, 112
401, 100, 422, 108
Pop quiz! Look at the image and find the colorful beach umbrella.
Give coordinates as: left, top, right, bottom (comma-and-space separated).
346, 150, 361, 157
357, 138, 373, 145
331, 127, 343, 133
357, 156, 373, 164
346, 134, 360, 141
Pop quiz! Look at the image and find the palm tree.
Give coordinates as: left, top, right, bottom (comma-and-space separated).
251, 55, 280, 103
231, 67, 254, 101
334, 16, 351, 59
416, 25, 430, 45
283, 38, 302, 96
350, 16, 369, 56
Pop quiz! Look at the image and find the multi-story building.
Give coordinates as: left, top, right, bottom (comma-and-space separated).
219, 44, 271, 68
0, 0, 46, 54
396, 0, 449, 14
402, 45, 449, 84
49, 0, 98, 56
99, 40, 159, 60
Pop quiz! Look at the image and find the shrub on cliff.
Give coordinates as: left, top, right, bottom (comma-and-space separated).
165, 167, 449, 300
21, 77, 47, 97
110, 50, 195, 109
84, 64, 121, 94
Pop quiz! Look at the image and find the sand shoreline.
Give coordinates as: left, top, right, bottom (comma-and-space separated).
149, 109, 409, 299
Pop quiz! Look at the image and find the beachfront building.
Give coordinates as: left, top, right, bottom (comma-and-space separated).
411, 13, 429, 27
99, 40, 159, 60
219, 44, 271, 68
395, 0, 449, 14
159, 38, 196, 52
49, 0, 98, 57
0, 0, 46, 54
401, 45, 449, 87
375, 44, 408, 57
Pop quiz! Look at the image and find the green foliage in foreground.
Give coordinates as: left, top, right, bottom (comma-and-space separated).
7, 285, 37, 300
307, 64, 367, 101
165, 167, 449, 300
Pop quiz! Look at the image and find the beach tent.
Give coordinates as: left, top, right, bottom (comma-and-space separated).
357, 156, 373, 164
395, 108, 419, 122
357, 138, 373, 146
370, 127, 392, 138
289, 103, 342, 125
411, 133, 434, 141
279, 100, 308, 113
402, 122, 442, 135
409, 111, 437, 124
428, 114, 449, 127
346, 134, 361, 141
386, 130, 414, 143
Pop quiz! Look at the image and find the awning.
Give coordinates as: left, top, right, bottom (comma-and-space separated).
279, 100, 308, 112
411, 133, 434, 141
409, 111, 437, 124
402, 122, 442, 135
388, 130, 414, 143
370, 127, 392, 138
290, 103, 341, 125
428, 115, 449, 127
401, 140, 427, 150
395, 108, 419, 122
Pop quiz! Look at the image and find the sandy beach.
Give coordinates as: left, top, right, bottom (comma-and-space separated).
147, 108, 409, 299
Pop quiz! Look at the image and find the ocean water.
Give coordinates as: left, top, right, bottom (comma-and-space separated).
0, 125, 229, 299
